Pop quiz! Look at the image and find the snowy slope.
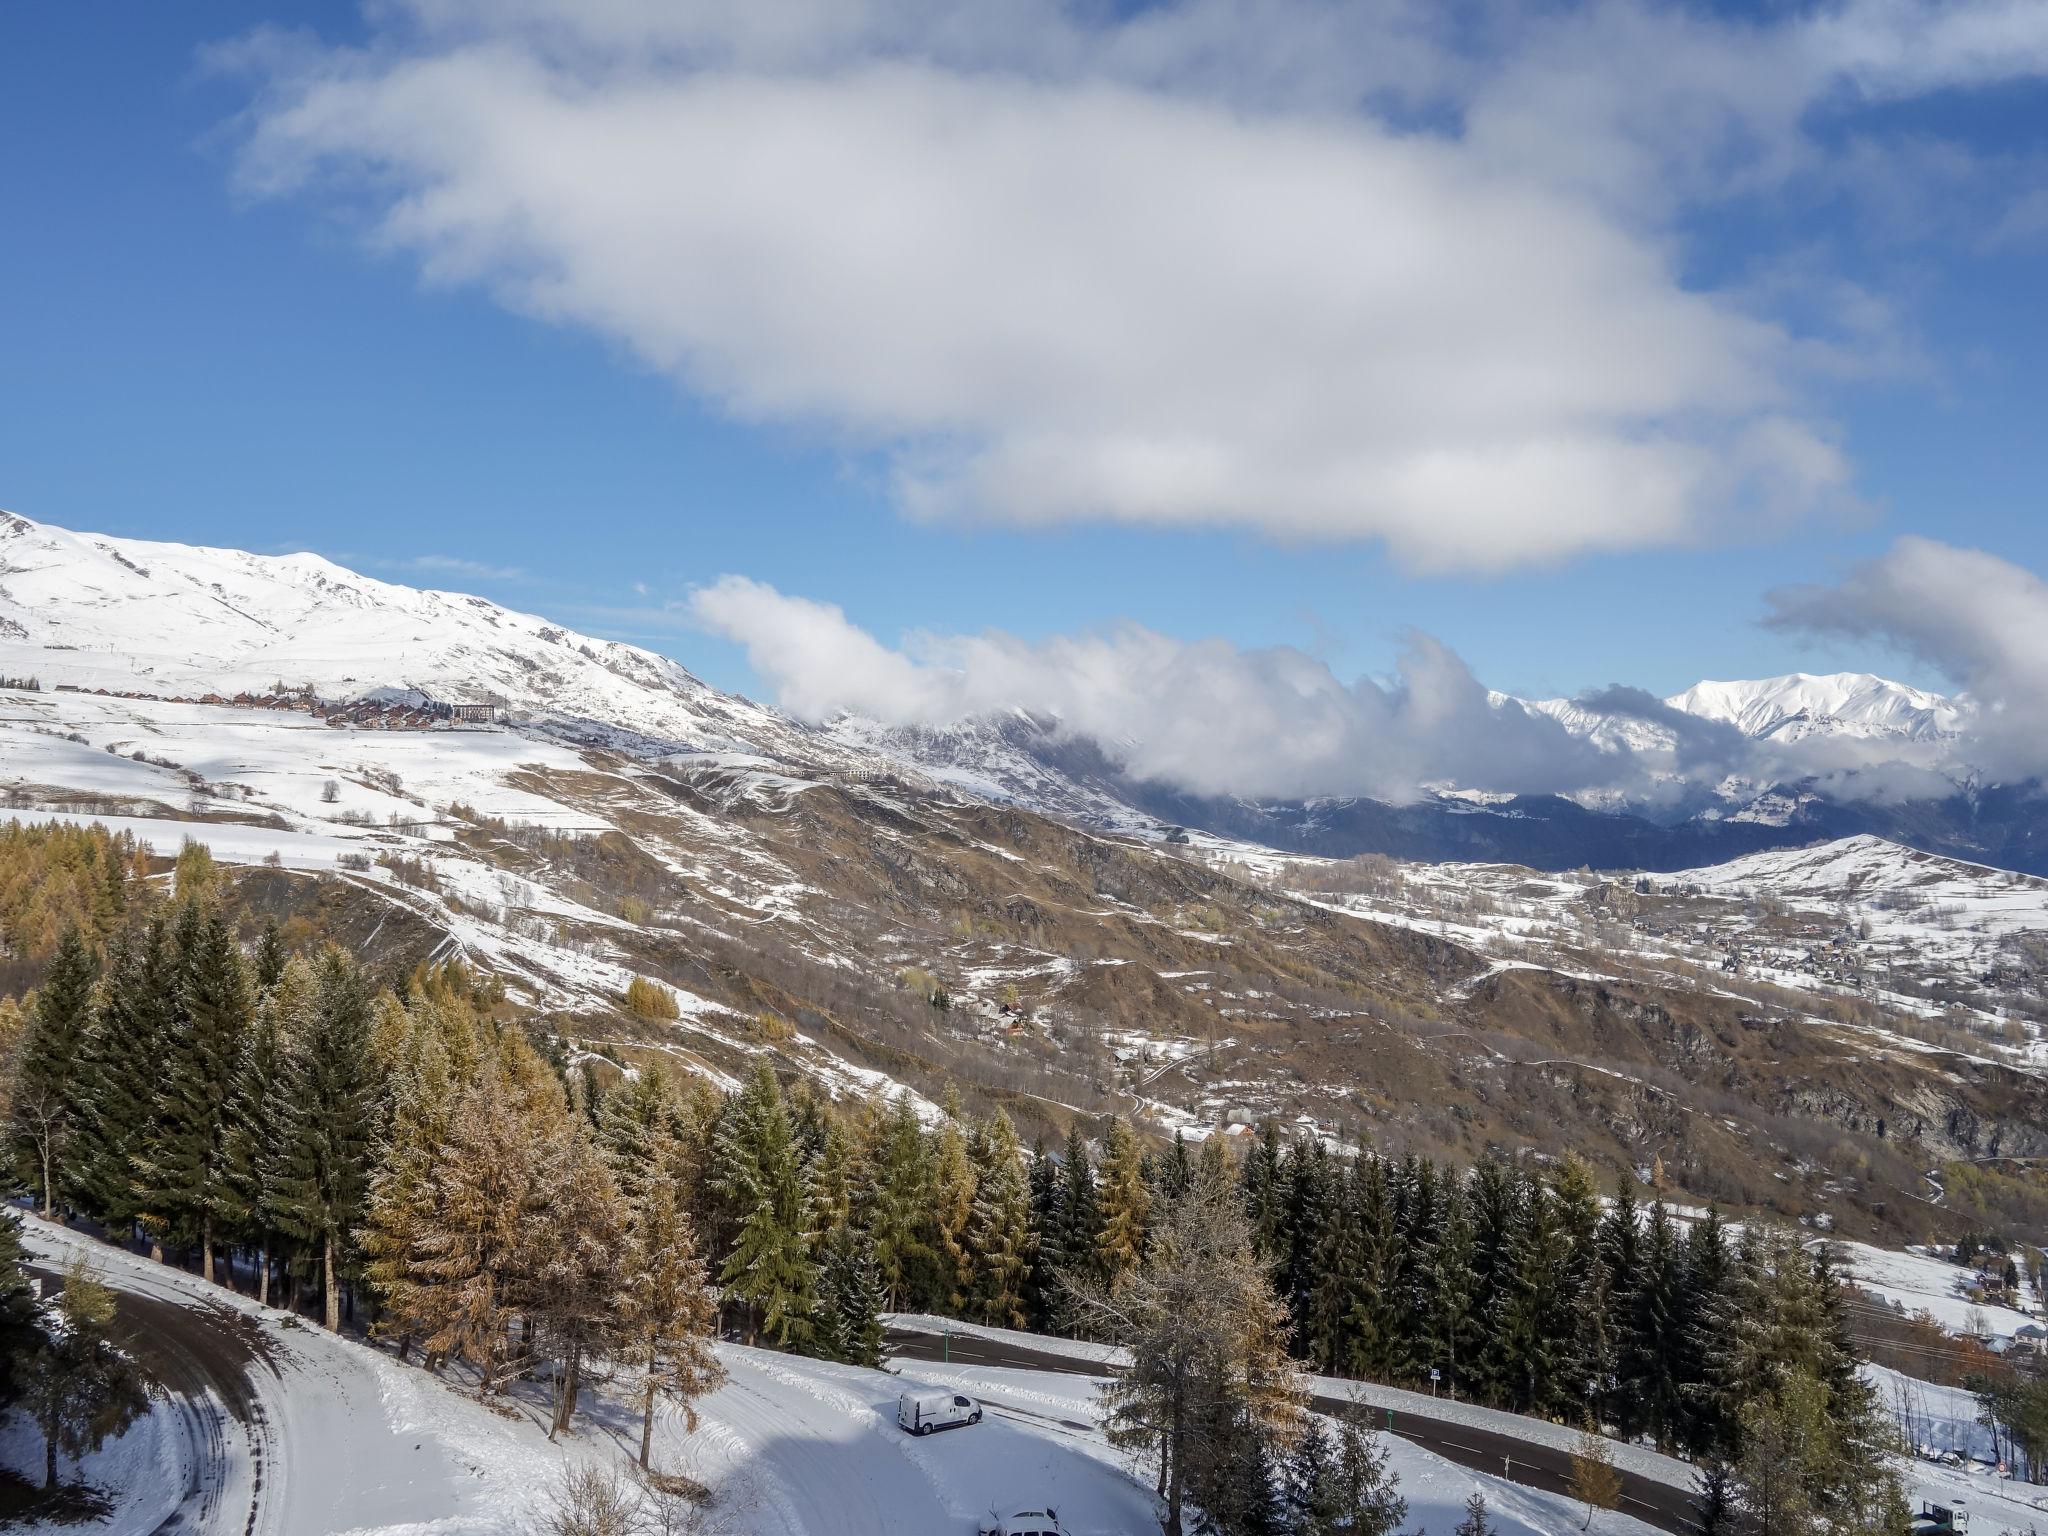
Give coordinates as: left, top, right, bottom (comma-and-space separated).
0, 511, 814, 755
1672, 834, 2048, 949
1665, 672, 1963, 744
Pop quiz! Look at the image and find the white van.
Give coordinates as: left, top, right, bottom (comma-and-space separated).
981, 1510, 1065, 1536
896, 1389, 981, 1435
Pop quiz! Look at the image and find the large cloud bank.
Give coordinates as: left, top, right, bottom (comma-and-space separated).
224, 0, 2047, 570
691, 542, 2039, 806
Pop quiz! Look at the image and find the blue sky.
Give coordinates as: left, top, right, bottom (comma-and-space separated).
3, 1, 2047, 711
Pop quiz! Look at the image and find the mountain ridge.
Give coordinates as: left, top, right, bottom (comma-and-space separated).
7, 510, 2034, 875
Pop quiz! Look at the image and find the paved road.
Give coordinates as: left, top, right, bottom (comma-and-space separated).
884, 1326, 1703, 1533
29, 1261, 281, 1535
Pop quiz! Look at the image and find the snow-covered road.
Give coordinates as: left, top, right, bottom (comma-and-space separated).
19, 1215, 525, 1536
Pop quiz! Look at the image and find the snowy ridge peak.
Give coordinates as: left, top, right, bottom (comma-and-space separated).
1664, 671, 1962, 743
0, 511, 809, 756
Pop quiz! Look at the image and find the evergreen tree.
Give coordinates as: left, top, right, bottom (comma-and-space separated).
1677, 1208, 1733, 1457
267, 947, 379, 1329
1284, 1412, 1407, 1536
252, 915, 288, 993
1492, 1176, 1571, 1415
70, 917, 175, 1229
8, 924, 96, 1216
1428, 1177, 1480, 1399
1095, 1117, 1152, 1295
864, 1094, 935, 1312
1026, 1135, 1064, 1329
1622, 1200, 1686, 1450
718, 1063, 816, 1348
1305, 1158, 1365, 1377
1454, 1490, 1494, 1536
218, 993, 289, 1305
967, 1110, 1035, 1328
1351, 1154, 1405, 1382
1050, 1125, 1100, 1310
1551, 1154, 1609, 1417
1275, 1136, 1331, 1342
135, 899, 253, 1282
815, 1218, 886, 1368
1240, 1122, 1286, 1263
1156, 1131, 1194, 1208
1597, 1180, 1645, 1437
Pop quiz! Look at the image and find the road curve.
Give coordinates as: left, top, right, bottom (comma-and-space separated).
28, 1259, 281, 1536
883, 1325, 1704, 1534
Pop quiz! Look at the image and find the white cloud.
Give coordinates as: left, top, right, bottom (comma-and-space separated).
690, 574, 1645, 801
222, 0, 2025, 572
1767, 537, 2048, 783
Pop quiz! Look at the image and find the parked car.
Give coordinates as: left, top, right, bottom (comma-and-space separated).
896, 1389, 982, 1435
980, 1509, 1065, 1536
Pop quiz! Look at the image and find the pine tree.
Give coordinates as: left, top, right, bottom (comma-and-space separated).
804, 1116, 856, 1243
1351, 1154, 1405, 1382
1453, 1490, 1493, 1536
864, 1094, 934, 1312
1492, 1176, 1570, 1416
1156, 1130, 1194, 1208
1550, 1154, 1608, 1417
1240, 1121, 1285, 1263
1026, 1134, 1064, 1329
218, 994, 288, 1305
1305, 1159, 1366, 1377
70, 918, 174, 1230
8, 924, 96, 1216
967, 1110, 1035, 1328
1620, 1200, 1685, 1450
1597, 1179, 1645, 1437
135, 899, 252, 1282
927, 1113, 978, 1312
1276, 1136, 1332, 1345
718, 1062, 816, 1349
1095, 1117, 1152, 1295
1468, 1160, 1527, 1408
1055, 1124, 1101, 1295
1677, 1208, 1733, 1458
610, 1146, 724, 1474
1428, 1177, 1480, 1400
524, 1123, 626, 1438
815, 1218, 886, 1367
372, 1056, 531, 1391
252, 915, 288, 993
267, 947, 379, 1329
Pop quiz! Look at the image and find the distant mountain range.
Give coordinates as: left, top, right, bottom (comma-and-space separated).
7, 511, 2042, 874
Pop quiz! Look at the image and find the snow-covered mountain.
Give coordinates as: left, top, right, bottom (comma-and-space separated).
1665, 672, 1963, 744
0, 511, 816, 758
9, 510, 2036, 873
1517, 671, 1964, 753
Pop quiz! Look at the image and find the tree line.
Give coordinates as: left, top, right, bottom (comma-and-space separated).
2, 845, 725, 1475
